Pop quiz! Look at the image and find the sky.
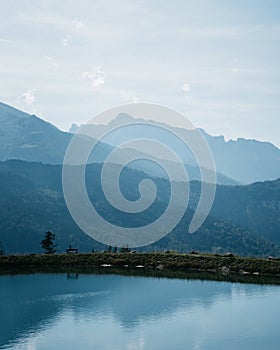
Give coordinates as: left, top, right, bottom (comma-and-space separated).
0, 0, 280, 147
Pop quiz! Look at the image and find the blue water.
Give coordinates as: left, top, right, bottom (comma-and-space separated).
0, 273, 279, 350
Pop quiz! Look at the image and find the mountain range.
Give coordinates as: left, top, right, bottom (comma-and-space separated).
70, 112, 280, 184
0, 101, 280, 256
1, 102, 280, 184
0, 159, 280, 257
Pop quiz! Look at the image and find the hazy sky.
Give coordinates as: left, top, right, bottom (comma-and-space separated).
1, 0, 280, 147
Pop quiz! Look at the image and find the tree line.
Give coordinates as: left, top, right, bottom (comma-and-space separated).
40, 231, 131, 254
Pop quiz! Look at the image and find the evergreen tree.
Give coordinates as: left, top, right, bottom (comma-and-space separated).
41, 231, 57, 254
120, 245, 130, 253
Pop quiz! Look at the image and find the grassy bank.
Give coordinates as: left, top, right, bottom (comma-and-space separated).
1, 252, 280, 280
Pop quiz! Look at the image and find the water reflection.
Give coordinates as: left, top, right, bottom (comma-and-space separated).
0, 273, 279, 350
66, 272, 78, 280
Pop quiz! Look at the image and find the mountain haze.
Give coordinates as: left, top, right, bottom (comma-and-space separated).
2, 102, 280, 184
0, 103, 236, 184
87, 113, 280, 184
1, 102, 280, 257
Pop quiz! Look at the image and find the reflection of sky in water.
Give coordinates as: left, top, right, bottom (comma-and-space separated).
0, 274, 279, 350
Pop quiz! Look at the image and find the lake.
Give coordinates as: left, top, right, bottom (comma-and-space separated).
0, 273, 279, 350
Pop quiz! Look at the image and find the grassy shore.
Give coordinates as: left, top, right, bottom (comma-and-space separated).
1, 252, 280, 282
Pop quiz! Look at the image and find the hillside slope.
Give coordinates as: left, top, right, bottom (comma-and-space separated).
0, 160, 279, 257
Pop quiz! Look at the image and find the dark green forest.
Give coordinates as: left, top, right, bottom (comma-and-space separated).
0, 160, 280, 257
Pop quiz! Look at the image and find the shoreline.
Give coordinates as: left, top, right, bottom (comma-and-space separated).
1, 252, 280, 285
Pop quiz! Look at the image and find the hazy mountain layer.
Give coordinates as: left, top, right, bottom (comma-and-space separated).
0, 102, 238, 185
85, 113, 280, 184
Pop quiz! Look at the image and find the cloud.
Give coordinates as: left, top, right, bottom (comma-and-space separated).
232, 67, 239, 73
0, 38, 13, 43
45, 56, 58, 68
21, 89, 36, 106
120, 90, 138, 103
62, 37, 70, 47
82, 68, 105, 88
81, 71, 138, 102
16, 89, 37, 114
181, 83, 190, 92
73, 20, 84, 30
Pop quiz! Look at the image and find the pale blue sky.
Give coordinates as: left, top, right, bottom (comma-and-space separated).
0, 0, 280, 146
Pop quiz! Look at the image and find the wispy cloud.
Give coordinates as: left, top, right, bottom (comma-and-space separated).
16, 89, 37, 114
181, 83, 190, 92
18, 13, 72, 30
81, 69, 138, 102
62, 37, 70, 47
21, 89, 36, 105
82, 68, 105, 88
1, 1, 279, 147
119, 90, 138, 103
45, 56, 58, 68
0, 38, 13, 43
73, 20, 84, 30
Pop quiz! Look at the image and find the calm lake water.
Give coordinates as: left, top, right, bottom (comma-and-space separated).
0, 273, 280, 350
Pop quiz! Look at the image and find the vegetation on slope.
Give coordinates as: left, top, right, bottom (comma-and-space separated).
1, 161, 279, 257
1, 252, 280, 277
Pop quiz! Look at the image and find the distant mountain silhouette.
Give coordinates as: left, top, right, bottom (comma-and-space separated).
2, 102, 280, 184
200, 129, 280, 184
0, 102, 237, 185
85, 113, 280, 184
